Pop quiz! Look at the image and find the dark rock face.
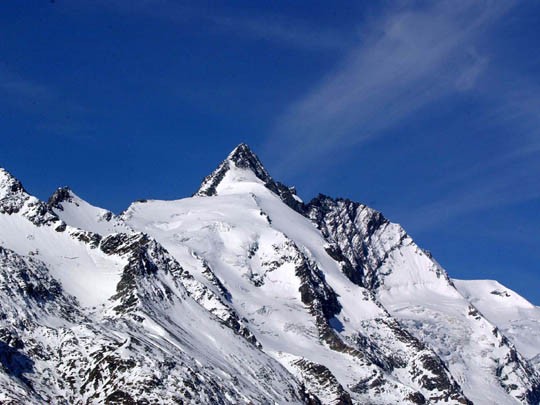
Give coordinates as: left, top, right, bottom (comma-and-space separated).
295, 259, 341, 322
100, 233, 177, 314
292, 358, 352, 405
413, 353, 472, 404
200, 259, 232, 301
306, 194, 392, 289
47, 187, 74, 211
324, 243, 362, 286
70, 229, 102, 247
0, 340, 35, 386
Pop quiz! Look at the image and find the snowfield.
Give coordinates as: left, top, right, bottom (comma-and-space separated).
0, 145, 538, 404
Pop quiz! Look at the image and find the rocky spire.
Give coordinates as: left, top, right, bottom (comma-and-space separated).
0, 167, 59, 226
0, 167, 31, 216
194, 143, 305, 213
47, 186, 75, 211
0, 168, 26, 199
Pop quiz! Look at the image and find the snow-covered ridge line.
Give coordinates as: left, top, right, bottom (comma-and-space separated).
1, 143, 539, 404
0, 166, 308, 403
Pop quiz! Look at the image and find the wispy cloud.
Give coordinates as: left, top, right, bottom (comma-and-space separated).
399, 71, 540, 231
261, 1, 540, 230
455, 49, 489, 91
402, 160, 540, 232
0, 64, 56, 107
207, 13, 346, 52
89, 0, 347, 51
267, 1, 513, 164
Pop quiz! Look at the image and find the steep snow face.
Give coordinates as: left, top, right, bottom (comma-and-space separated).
125, 160, 471, 404
0, 212, 124, 307
48, 187, 131, 236
0, 168, 307, 404
0, 243, 304, 404
308, 196, 540, 404
454, 279, 540, 364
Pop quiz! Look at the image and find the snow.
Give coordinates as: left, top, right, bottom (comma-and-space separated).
375, 241, 536, 404
454, 278, 540, 361
0, 212, 125, 307
123, 163, 458, 403
0, 179, 304, 403
1, 150, 539, 404
51, 189, 131, 236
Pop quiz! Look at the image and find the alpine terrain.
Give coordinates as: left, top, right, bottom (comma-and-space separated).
0, 143, 539, 404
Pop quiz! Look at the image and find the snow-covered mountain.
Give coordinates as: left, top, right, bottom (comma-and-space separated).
0, 145, 538, 404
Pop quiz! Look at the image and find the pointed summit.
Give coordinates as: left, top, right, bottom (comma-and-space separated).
195, 143, 304, 212
0, 167, 26, 199
48, 186, 76, 210
226, 143, 270, 180
0, 167, 58, 225
0, 167, 32, 216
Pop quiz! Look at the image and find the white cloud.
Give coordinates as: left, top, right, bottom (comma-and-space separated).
267, 1, 512, 166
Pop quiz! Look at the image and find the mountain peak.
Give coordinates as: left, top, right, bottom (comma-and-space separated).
227, 143, 256, 161
226, 143, 270, 181
195, 144, 304, 212
0, 167, 59, 225
228, 142, 250, 156
195, 143, 269, 197
48, 186, 76, 210
0, 167, 25, 199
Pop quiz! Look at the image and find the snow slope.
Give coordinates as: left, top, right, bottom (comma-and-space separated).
0, 169, 126, 307
125, 185, 464, 403
308, 195, 540, 404
122, 144, 532, 404
0, 167, 307, 404
454, 279, 540, 367
48, 186, 131, 236
1, 144, 539, 404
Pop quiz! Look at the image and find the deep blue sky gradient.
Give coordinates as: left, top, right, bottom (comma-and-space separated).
1, 1, 539, 303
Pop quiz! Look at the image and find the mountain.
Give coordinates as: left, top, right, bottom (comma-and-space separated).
0, 145, 539, 404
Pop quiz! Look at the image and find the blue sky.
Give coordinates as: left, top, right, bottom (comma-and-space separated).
1, 1, 539, 303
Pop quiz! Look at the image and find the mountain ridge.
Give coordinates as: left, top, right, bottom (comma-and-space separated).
0, 143, 538, 404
